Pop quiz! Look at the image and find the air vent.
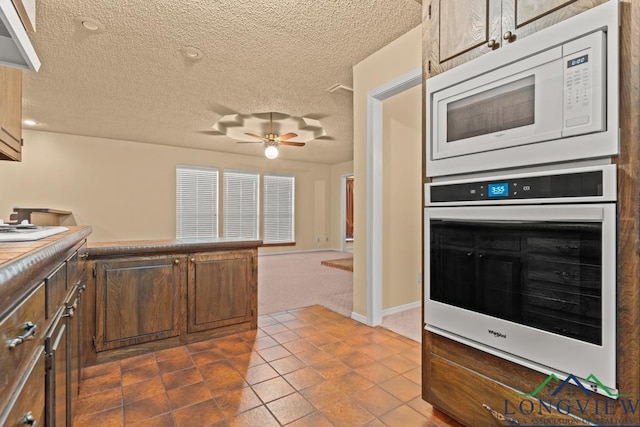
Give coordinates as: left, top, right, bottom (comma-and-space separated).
326, 83, 353, 94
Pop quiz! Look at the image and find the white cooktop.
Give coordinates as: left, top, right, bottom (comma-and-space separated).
0, 226, 68, 242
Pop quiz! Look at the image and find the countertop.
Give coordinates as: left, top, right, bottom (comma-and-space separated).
0, 226, 92, 316
87, 238, 263, 258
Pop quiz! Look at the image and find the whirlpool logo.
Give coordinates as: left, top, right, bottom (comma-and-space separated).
488, 329, 507, 339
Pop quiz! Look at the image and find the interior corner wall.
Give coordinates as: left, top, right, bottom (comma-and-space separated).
0, 130, 333, 251
352, 25, 422, 318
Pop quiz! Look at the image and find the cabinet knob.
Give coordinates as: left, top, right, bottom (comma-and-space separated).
7, 322, 38, 349
487, 39, 497, 48
64, 307, 75, 318
21, 412, 36, 426
503, 30, 513, 41
190, 257, 195, 263
174, 259, 180, 265
78, 253, 89, 259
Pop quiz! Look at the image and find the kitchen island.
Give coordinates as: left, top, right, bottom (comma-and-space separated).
84, 238, 262, 365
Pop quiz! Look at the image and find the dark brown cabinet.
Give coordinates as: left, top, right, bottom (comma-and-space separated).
87, 243, 259, 362
45, 307, 68, 427
425, 0, 606, 75
188, 251, 254, 333
0, 230, 90, 427
0, 65, 22, 161
94, 256, 184, 352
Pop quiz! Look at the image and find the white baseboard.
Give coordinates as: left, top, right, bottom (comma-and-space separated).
351, 312, 368, 325
381, 301, 421, 317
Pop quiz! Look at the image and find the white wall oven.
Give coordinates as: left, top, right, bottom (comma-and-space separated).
425, 0, 619, 177
424, 165, 617, 395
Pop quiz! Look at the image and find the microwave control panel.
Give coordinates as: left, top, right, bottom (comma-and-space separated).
562, 30, 605, 135
429, 170, 603, 203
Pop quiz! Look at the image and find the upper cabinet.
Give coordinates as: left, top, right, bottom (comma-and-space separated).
426, 0, 608, 76
0, 65, 22, 161
0, 0, 40, 70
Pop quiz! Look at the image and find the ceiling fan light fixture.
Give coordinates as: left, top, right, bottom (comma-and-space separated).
265, 145, 279, 159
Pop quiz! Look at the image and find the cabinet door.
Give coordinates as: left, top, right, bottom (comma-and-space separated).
427, 0, 502, 76
0, 66, 22, 161
45, 309, 67, 427
0, 346, 45, 427
501, 0, 607, 44
188, 251, 255, 333
95, 256, 184, 351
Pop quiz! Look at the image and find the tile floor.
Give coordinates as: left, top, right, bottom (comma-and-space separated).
74, 305, 462, 426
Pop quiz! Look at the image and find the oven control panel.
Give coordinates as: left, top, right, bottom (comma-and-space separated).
430, 170, 603, 203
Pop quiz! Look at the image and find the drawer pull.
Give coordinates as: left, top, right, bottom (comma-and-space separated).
21, 411, 36, 426
78, 253, 89, 259
64, 307, 75, 318
7, 322, 38, 349
554, 244, 578, 250
482, 403, 519, 425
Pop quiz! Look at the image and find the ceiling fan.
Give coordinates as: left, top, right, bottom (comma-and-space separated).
236, 112, 306, 159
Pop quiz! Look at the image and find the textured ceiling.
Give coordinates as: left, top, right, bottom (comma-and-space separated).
21, 0, 421, 164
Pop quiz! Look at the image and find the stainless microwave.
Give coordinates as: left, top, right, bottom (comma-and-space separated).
425, 0, 619, 178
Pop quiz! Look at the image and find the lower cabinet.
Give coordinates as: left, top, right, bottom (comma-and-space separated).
45, 307, 68, 427
188, 251, 254, 333
92, 249, 257, 354
0, 346, 46, 427
94, 256, 184, 351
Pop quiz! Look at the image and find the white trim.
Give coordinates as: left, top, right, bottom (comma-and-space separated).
339, 173, 353, 252
381, 300, 421, 317
258, 248, 346, 256
366, 67, 422, 326
351, 311, 368, 324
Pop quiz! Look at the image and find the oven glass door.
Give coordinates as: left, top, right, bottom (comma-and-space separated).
430, 219, 602, 344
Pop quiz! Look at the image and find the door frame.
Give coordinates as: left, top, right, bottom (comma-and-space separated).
340, 173, 354, 252
365, 67, 422, 326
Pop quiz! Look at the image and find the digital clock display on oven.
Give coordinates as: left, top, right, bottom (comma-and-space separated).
488, 182, 509, 198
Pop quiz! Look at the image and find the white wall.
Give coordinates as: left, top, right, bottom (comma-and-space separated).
352, 25, 422, 316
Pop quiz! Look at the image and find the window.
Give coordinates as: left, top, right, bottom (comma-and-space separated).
223, 169, 259, 239
176, 166, 218, 239
263, 174, 295, 244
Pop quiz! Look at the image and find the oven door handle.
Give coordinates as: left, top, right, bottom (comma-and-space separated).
427, 205, 606, 222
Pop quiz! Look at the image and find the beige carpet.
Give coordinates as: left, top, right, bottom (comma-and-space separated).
258, 251, 354, 317
258, 250, 422, 342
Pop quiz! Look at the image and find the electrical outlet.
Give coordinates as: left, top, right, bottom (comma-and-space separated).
417, 271, 422, 284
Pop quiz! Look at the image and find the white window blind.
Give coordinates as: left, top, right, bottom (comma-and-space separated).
176, 165, 218, 239
263, 174, 295, 244
223, 169, 259, 239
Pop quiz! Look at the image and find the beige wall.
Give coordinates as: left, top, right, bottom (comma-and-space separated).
330, 160, 354, 249
0, 130, 335, 252
382, 85, 422, 309
352, 25, 422, 316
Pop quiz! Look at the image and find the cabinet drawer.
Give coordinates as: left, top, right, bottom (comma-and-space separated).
0, 283, 45, 405
527, 236, 600, 263
45, 261, 67, 319
66, 242, 88, 288
0, 346, 45, 427
528, 258, 600, 289
429, 355, 586, 426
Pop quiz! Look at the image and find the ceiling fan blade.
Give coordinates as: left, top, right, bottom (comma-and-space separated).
279, 141, 306, 147
278, 132, 298, 141
244, 132, 265, 140
236, 141, 264, 144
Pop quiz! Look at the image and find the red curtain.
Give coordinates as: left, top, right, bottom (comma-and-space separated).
346, 177, 354, 240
